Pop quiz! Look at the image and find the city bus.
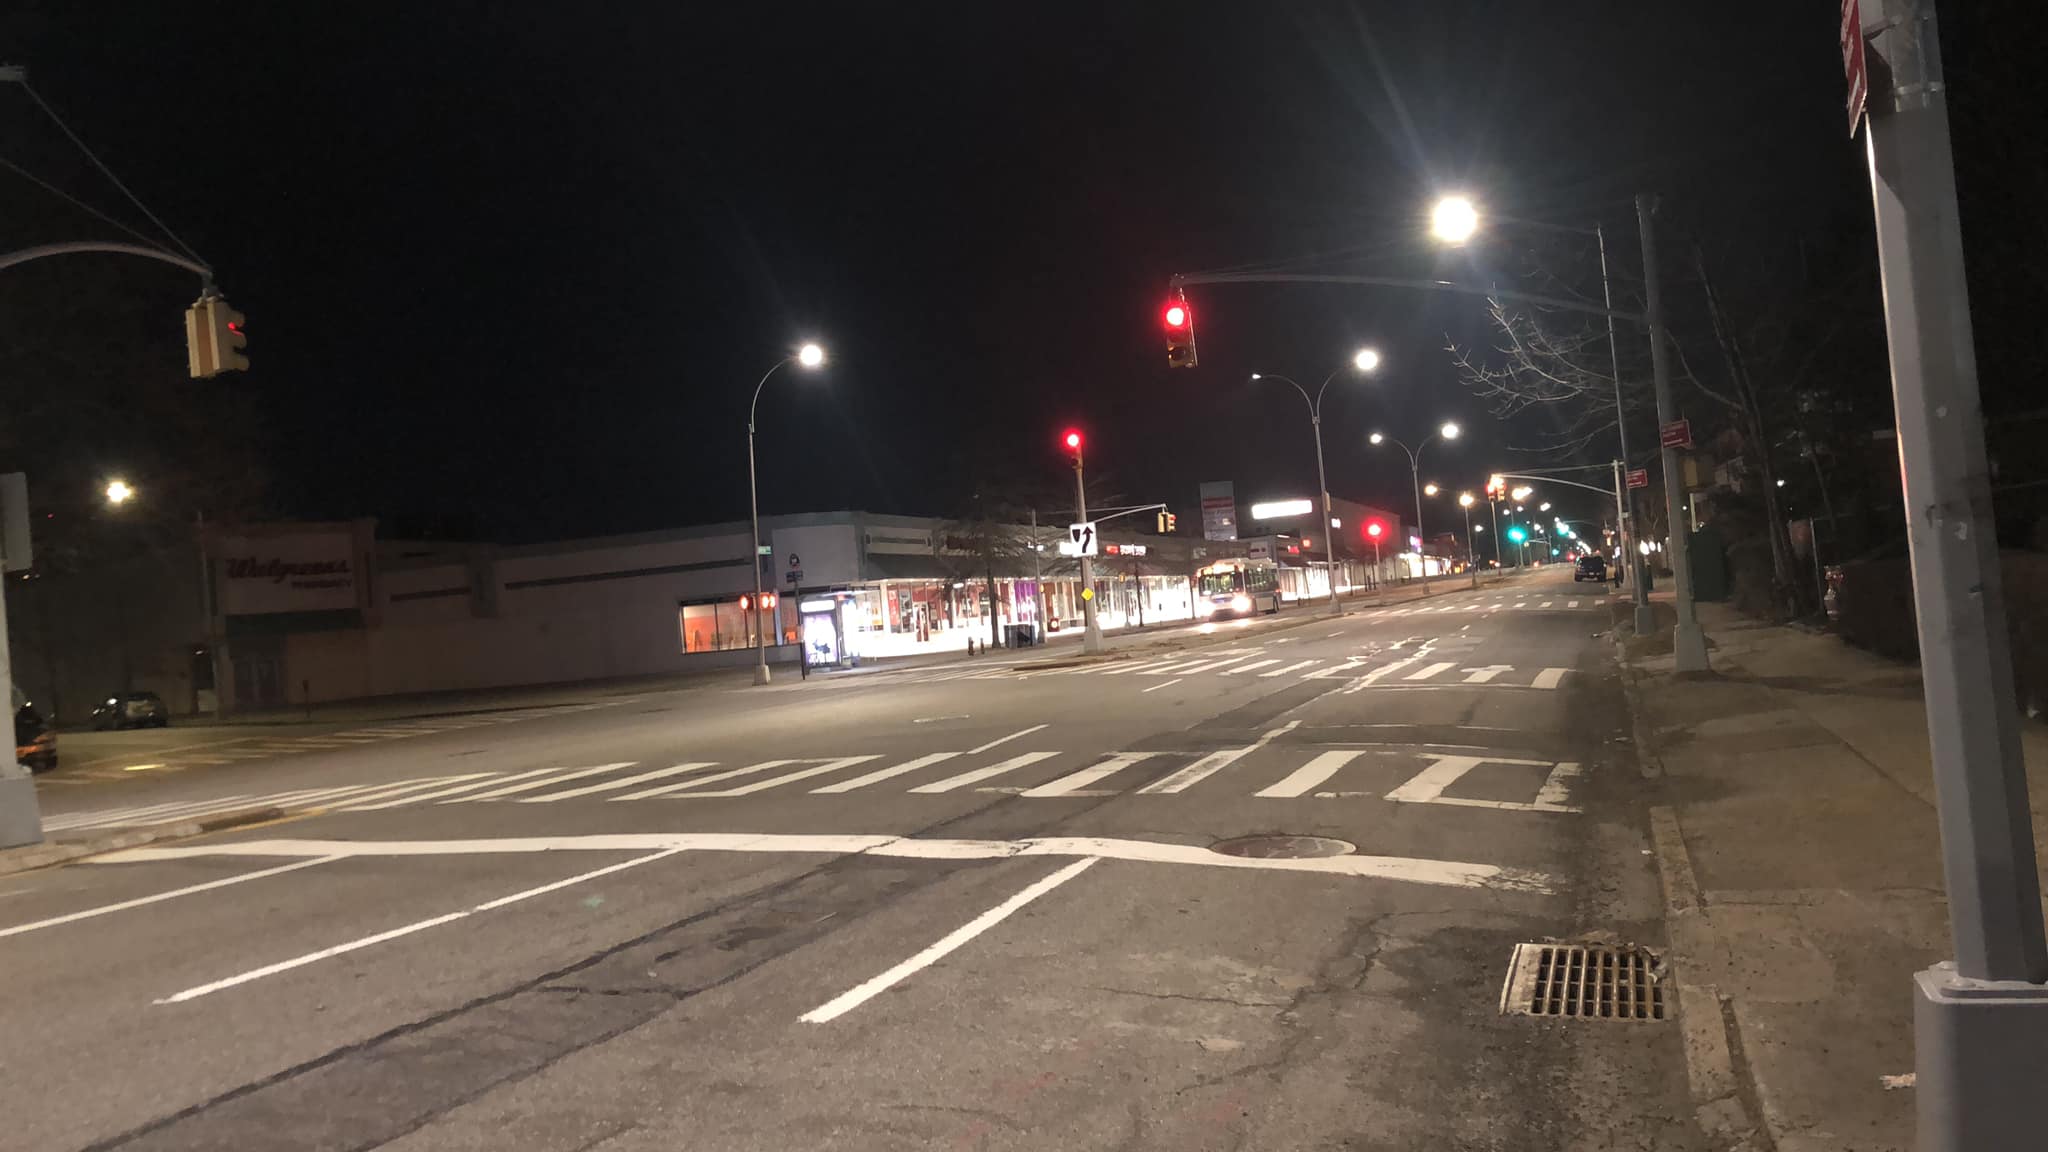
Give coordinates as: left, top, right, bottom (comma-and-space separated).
1193, 558, 1282, 617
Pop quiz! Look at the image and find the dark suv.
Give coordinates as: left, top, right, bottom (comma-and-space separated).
1574, 554, 1608, 582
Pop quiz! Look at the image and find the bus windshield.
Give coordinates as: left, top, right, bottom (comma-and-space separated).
1197, 570, 1243, 597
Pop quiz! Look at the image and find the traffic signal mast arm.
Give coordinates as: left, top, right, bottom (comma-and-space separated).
1487, 470, 1620, 499
1169, 270, 1642, 324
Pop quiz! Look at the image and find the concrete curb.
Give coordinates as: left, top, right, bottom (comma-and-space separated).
1619, 638, 1767, 1150
0, 806, 283, 878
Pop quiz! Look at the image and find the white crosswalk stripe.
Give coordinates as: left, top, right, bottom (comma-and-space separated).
518, 762, 715, 802
676, 756, 882, 798
1256, 750, 1366, 798
910, 751, 1060, 794
1261, 659, 1321, 677
1220, 659, 1282, 676
1022, 752, 1158, 797
813, 752, 960, 794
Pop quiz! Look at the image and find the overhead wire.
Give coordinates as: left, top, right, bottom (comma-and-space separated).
20, 81, 206, 264
0, 153, 170, 252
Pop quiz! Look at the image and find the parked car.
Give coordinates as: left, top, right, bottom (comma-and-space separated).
13, 691, 56, 774
91, 690, 169, 730
1574, 554, 1608, 582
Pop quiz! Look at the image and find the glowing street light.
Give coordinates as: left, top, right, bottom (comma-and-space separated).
1368, 421, 1462, 595
104, 479, 135, 506
745, 342, 829, 685
1510, 485, 1534, 502
1430, 195, 1481, 245
1539, 501, 1552, 512
1456, 491, 1480, 588
1423, 483, 1440, 497
1252, 349, 1384, 616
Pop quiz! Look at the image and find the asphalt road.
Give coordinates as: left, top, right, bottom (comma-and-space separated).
1, 570, 1704, 1151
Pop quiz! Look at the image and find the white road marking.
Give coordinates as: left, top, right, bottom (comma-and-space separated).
520, 763, 716, 802
1220, 659, 1282, 676
612, 759, 798, 800
441, 763, 638, 803
1140, 678, 1183, 693
1568, 600, 1581, 608
1138, 722, 1296, 795
1170, 654, 1260, 675
1305, 659, 1366, 679
1540, 601, 1555, 608
1533, 762, 1583, 811
1326, 630, 1345, 637
1261, 659, 1320, 678
1343, 641, 1440, 694
1404, 661, 1457, 681
1383, 753, 1578, 812
967, 724, 1047, 755
813, 752, 960, 794
41, 800, 232, 831
105, 834, 1553, 892
910, 751, 1060, 794
313, 776, 497, 809
680, 755, 882, 797
154, 849, 684, 1004
800, 857, 1101, 1024
1256, 750, 1366, 799
1461, 665, 1512, 684
0, 856, 340, 940
1023, 752, 1159, 797
1512, 601, 1528, 608
1099, 658, 1191, 677
1531, 667, 1569, 689
345, 771, 543, 810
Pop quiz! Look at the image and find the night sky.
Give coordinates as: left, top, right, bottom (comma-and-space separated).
4, 2, 2027, 546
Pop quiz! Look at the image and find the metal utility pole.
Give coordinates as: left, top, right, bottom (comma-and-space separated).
0, 473, 41, 848
1072, 446, 1103, 655
1029, 508, 1048, 641
1855, 3, 2048, 1146
1635, 193, 1708, 671
1489, 497, 1502, 577
1599, 225, 1656, 633
1252, 360, 1377, 617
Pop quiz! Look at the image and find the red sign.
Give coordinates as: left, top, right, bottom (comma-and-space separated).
1841, 0, 1867, 137
1626, 468, 1650, 490
1659, 419, 1693, 450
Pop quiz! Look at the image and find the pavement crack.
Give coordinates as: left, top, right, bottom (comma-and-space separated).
1089, 986, 1292, 1009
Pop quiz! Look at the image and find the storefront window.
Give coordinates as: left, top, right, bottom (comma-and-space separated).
679, 604, 719, 653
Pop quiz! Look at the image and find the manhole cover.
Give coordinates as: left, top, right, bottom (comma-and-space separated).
1499, 942, 1666, 1021
1210, 835, 1356, 860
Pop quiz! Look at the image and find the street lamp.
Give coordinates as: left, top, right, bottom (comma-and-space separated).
746, 342, 827, 685
1423, 483, 1439, 497
1539, 502, 1552, 512
1430, 195, 1481, 245
1251, 347, 1382, 616
104, 479, 135, 506
1368, 422, 1461, 595
1458, 492, 1479, 588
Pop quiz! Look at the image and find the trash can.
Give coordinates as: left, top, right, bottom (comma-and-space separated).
1006, 623, 1038, 648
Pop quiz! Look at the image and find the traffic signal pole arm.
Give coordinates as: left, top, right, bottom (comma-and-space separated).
1488, 471, 1618, 499
0, 240, 212, 282
1169, 270, 1640, 324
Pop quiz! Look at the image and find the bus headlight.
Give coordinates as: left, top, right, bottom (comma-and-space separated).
1231, 595, 1251, 614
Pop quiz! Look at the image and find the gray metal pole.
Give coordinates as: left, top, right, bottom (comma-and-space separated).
1489, 498, 1501, 578
1030, 507, 1047, 639
747, 423, 769, 685
1463, 504, 1479, 589
1635, 193, 1708, 671
1600, 224, 1656, 633
1857, 5, 2048, 1146
0, 562, 44, 849
1411, 456, 1430, 595
1313, 415, 1339, 615
1074, 451, 1102, 654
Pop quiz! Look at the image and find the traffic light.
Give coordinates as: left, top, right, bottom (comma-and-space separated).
1506, 525, 1528, 544
1166, 511, 1177, 533
184, 294, 250, 378
1163, 294, 1197, 368
1153, 510, 1178, 533
1364, 520, 1385, 540
1156, 510, 1168, 533
1062, 428, 1083, 454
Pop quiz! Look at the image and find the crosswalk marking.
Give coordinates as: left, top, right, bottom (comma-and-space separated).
1405, 662, 1457, 681
1568, 600, 1581, 608
1306, 659, 1366, 679
1531, 667, 1568, 689
1140, 721, 1295, 794
519, 762, 715, 802
1261, 659, 1321, 677
1256, 750, 1366, 798
1219, 658, 1282, 676
442, 762, 638, 803
1023, 752, 1158, 797
613, 759, 791, 800
679, 755, 883, 798
1461, 665, 1511, 684
813, 752, 961, 794
1540, 601, 1555, 608
1100, 658, 1187, 677
1162, 653, 1258, 675
910, 751, 1059, 794
314, 775, 494, 808
347, 768, 555, 809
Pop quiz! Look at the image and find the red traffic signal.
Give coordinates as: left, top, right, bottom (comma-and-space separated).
739, 592, 778, 612
1364, 520, 1386, 539
1062, 429, 1083, 452
1163, 294, 1198, 369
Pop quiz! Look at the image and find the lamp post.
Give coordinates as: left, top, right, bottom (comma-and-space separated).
1251, 347, 1380, 616
1459, 492, 1479, 589
746, 342, 826, 686
1365, 521, 1386, 605
1370, 422, 1460, 594
1433, 195, 1656, 634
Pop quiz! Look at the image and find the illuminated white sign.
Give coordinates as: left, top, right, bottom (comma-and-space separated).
800, 600, 837, 614
1249, 499, 1313, 520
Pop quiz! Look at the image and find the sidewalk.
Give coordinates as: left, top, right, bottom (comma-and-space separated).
1622, 598, 2048, 1151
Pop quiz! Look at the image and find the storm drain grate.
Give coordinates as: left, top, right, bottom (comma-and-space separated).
1499, 942, 1666, 1021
